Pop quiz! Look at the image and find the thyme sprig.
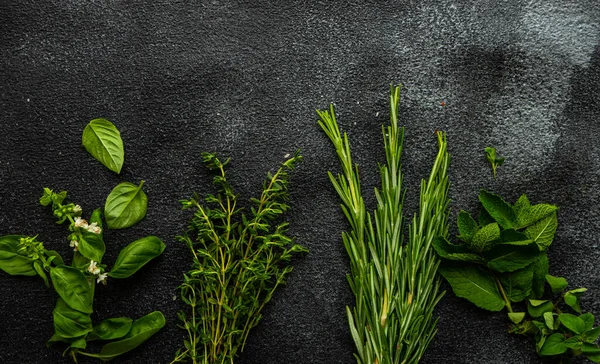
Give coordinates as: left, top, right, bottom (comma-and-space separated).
173, 152, 307, 364
318, 85, 450, 364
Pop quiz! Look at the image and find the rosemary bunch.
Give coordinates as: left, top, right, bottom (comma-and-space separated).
318, 85, 450, 364
172, 152, 308, 364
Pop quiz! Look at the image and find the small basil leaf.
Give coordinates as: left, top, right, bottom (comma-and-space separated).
82, 118, 124, 173
0, 235, 36, 276
83, 311, 165, 360
88, 317, 133, 341
50, 265, 93, 313
53, 298, 93, 338
108, 236, 165, 279
46, 250, 64, 267
33, 261, 49, 287
78, 233, 106, 263
105, 181, 148, 229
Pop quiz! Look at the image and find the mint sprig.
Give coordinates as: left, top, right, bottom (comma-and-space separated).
485, 147, 504, 178
434, 190, 600, 362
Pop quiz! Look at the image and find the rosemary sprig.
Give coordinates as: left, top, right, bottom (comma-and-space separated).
172, 152, 307, 364
318, 85, 450, 364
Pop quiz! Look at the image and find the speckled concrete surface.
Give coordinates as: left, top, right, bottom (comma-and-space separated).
1, 1, 599, 363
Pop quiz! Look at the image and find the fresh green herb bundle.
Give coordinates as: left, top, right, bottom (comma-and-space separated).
0, 188, 165, 362
173, 152, 308, 364
435, 190, 600, 362
318, 85, 450, 363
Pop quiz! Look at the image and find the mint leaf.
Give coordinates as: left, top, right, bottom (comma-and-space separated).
559, 313, 587, 334
545, 274, 568, 293
432, 237, 486, 264
516, 203, 558, 229
457, 210, 479, 243
497, 266, 533, 302
478, 190, 516, 229
525, 212, 557, 250
530, 252, 549, 299
539, 333, 568, 356
485, 244, 539, 273
470, 222, 500, 252
439, 262, 505, 311
512, 194, 531, 218
500, 229, 533, 246
478, 208, 495, 227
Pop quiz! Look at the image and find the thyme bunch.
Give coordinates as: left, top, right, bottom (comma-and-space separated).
318, 85, 450, 364
173, 152, 308, 364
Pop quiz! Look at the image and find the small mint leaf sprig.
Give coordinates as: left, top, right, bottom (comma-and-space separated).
485, 147, 504, 179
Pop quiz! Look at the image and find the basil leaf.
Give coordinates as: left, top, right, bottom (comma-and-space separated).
0, 235, 36, 276
82, 118, 124, 174
88, 317, 133, 341
83, 311, 165, 360
52, 298, 93, 338
108, 236, 165, 279
559, 313, 587, 334
50, 265, 93, 313
33, 261, 49, 287
545, 274, 568, 293
105, 181, 148, 229
583, 343, 600, 362
78, 233, 106, 263
89, 208, 104, 238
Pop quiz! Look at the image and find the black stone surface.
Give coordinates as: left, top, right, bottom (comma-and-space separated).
1, 1, 600, 363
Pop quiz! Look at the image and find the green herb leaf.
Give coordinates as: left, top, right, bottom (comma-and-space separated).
478, 190, 516, 229
497, 266, 533, 302
512, 194, 531, 218
485, 244, 539, 273
545, 274, 568, 293
525, 212, 557, 250
457, 210, 479, 243
516, 203, 558, 229
108, 236, 165, 279
82, 118, 124, 173
439, 262, 505, 311
564, 335, 584, 350
432, 237, 486, 264
583, 343, 600, 362
539, 333, 568, 356
105, 181, 148, 229
564, 288, 587, 313
52, 298, 93, 338
0, 235, 36, 276
584, 327, 600, 343
33, 261, 49, 287
559, 313, 587, 334
82, 311, 165, 360
580, 313, 595, 331
484, 147, 504, 179
500, 229, 534, 246
469, 222, 500, 252
530, 252, 549, 299
528, 299, 554, 318
544, 312, 558, 330
87, 317, 133, 341
77, 233, 106, 263
50, 265, 93, 313
508, 312, 526, 324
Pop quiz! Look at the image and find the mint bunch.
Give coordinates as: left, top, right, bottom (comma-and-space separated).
434, 190, 600, 362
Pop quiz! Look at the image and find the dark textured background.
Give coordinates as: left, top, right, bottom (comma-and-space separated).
1, 1, 600, 363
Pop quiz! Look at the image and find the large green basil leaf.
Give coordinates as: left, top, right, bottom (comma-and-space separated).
108, 236, 165, 279
50, 265, 93, 313
78, 233, 106, 263
0, 235, 36, 276
53, 297, 93, 338
82, 311, 165, 361
82, 118, 124, 174
104, 181, 147, 229
87, 317, 133, 341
